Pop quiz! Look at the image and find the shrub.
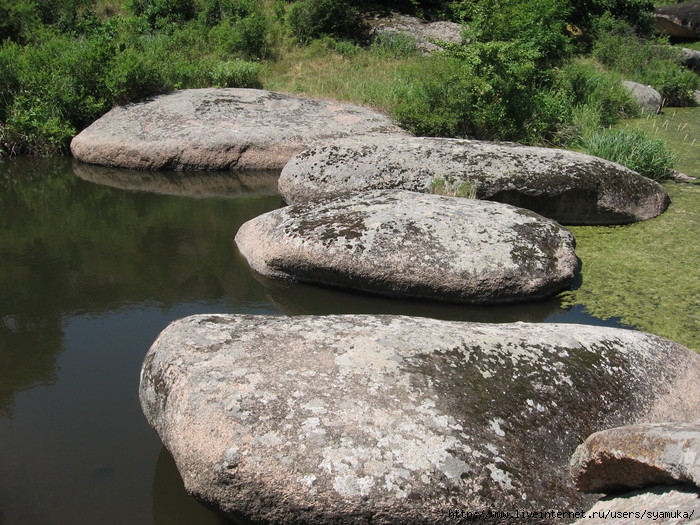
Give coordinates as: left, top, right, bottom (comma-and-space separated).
584, 128, 677, 179
199, 0, 258, 27
0, 0, 40, 43
0, 27, 113, 155
126, 0, 196, 28
4, 92, 76, 155
462, 0, 573, 68
105, 47, 168, 105
391, 56, 491, 138
592, 26, 700, 107
287, 0, 368, 44
553, 59, 639, 142
209, 12, 270, 60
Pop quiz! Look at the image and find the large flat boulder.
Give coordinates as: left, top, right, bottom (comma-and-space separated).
70, 88, 407, 171
571, 421, 700, 494
278, 136, 671, 225
139, 314, 700, 524
655, 2, 700, 39
234, 189, 579, 304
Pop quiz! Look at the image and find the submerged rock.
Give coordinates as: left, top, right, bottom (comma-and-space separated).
140, 314, 700, 524
571, 421, 700, 494
70, 88, 406, 171
278, 136, 671, 225
235, 189, 579, 304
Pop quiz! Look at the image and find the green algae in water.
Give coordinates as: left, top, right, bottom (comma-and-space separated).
562, 107, 700, 351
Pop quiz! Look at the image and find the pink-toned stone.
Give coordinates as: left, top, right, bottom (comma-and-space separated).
70, 88, 406, 171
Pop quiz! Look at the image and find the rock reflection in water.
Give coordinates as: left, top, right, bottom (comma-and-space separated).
73, 161, 281, 198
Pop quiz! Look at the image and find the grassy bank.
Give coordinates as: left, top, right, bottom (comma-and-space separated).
562, 108, 700, 352
2, 0, 698, 156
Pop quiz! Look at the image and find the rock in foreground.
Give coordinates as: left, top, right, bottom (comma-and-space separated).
278, 136, 670, 225
571, 421, 700, 494
235, 189, 579, 304
140, 314, 700, 524
70, 88, 406, 170
572, 485, 700, 525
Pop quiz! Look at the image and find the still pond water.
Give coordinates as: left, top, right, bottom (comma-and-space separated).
0, 157, 624, 525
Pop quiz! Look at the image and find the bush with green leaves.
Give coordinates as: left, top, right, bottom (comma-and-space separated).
593, 24, 699, 107
199, 0, 258, 27
391, 56, 488, 139
393, 32, 580, 144
584, 128, 677, 180
209, 12, 269, 59
461, 0, 573, 68
0, 0, 40, 43
553, 59, 639, 138
126, 0, 196, 29
288, 0, 369, 44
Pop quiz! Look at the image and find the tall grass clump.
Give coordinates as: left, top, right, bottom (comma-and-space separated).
584, 128, 677, 179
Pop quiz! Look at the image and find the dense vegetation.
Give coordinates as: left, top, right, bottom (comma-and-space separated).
0, 0, 698, 178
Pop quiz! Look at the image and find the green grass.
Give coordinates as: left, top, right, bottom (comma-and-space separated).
617, 107, 700, 176
261, 38, 420, 112
429, 177, 478, 198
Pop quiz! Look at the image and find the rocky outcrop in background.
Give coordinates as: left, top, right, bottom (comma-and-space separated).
656, 2, 700, 39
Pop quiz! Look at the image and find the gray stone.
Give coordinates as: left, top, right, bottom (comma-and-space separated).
573, 485, 700, 525
367, 12, 463, 54
139, 314, 700, 524
622, 80, 663, 114
70, 88, 407, 171
571, 421, 700, 494
655, 2, 700, 39
234, 189, 579, 304
681, 47, 700, 74
278, 136, 670, 225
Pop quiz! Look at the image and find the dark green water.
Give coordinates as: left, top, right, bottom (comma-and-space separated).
0, 157, 623, 525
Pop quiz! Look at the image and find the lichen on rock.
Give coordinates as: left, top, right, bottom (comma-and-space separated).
139, 314, 700, 524
235, 189, 580, 304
